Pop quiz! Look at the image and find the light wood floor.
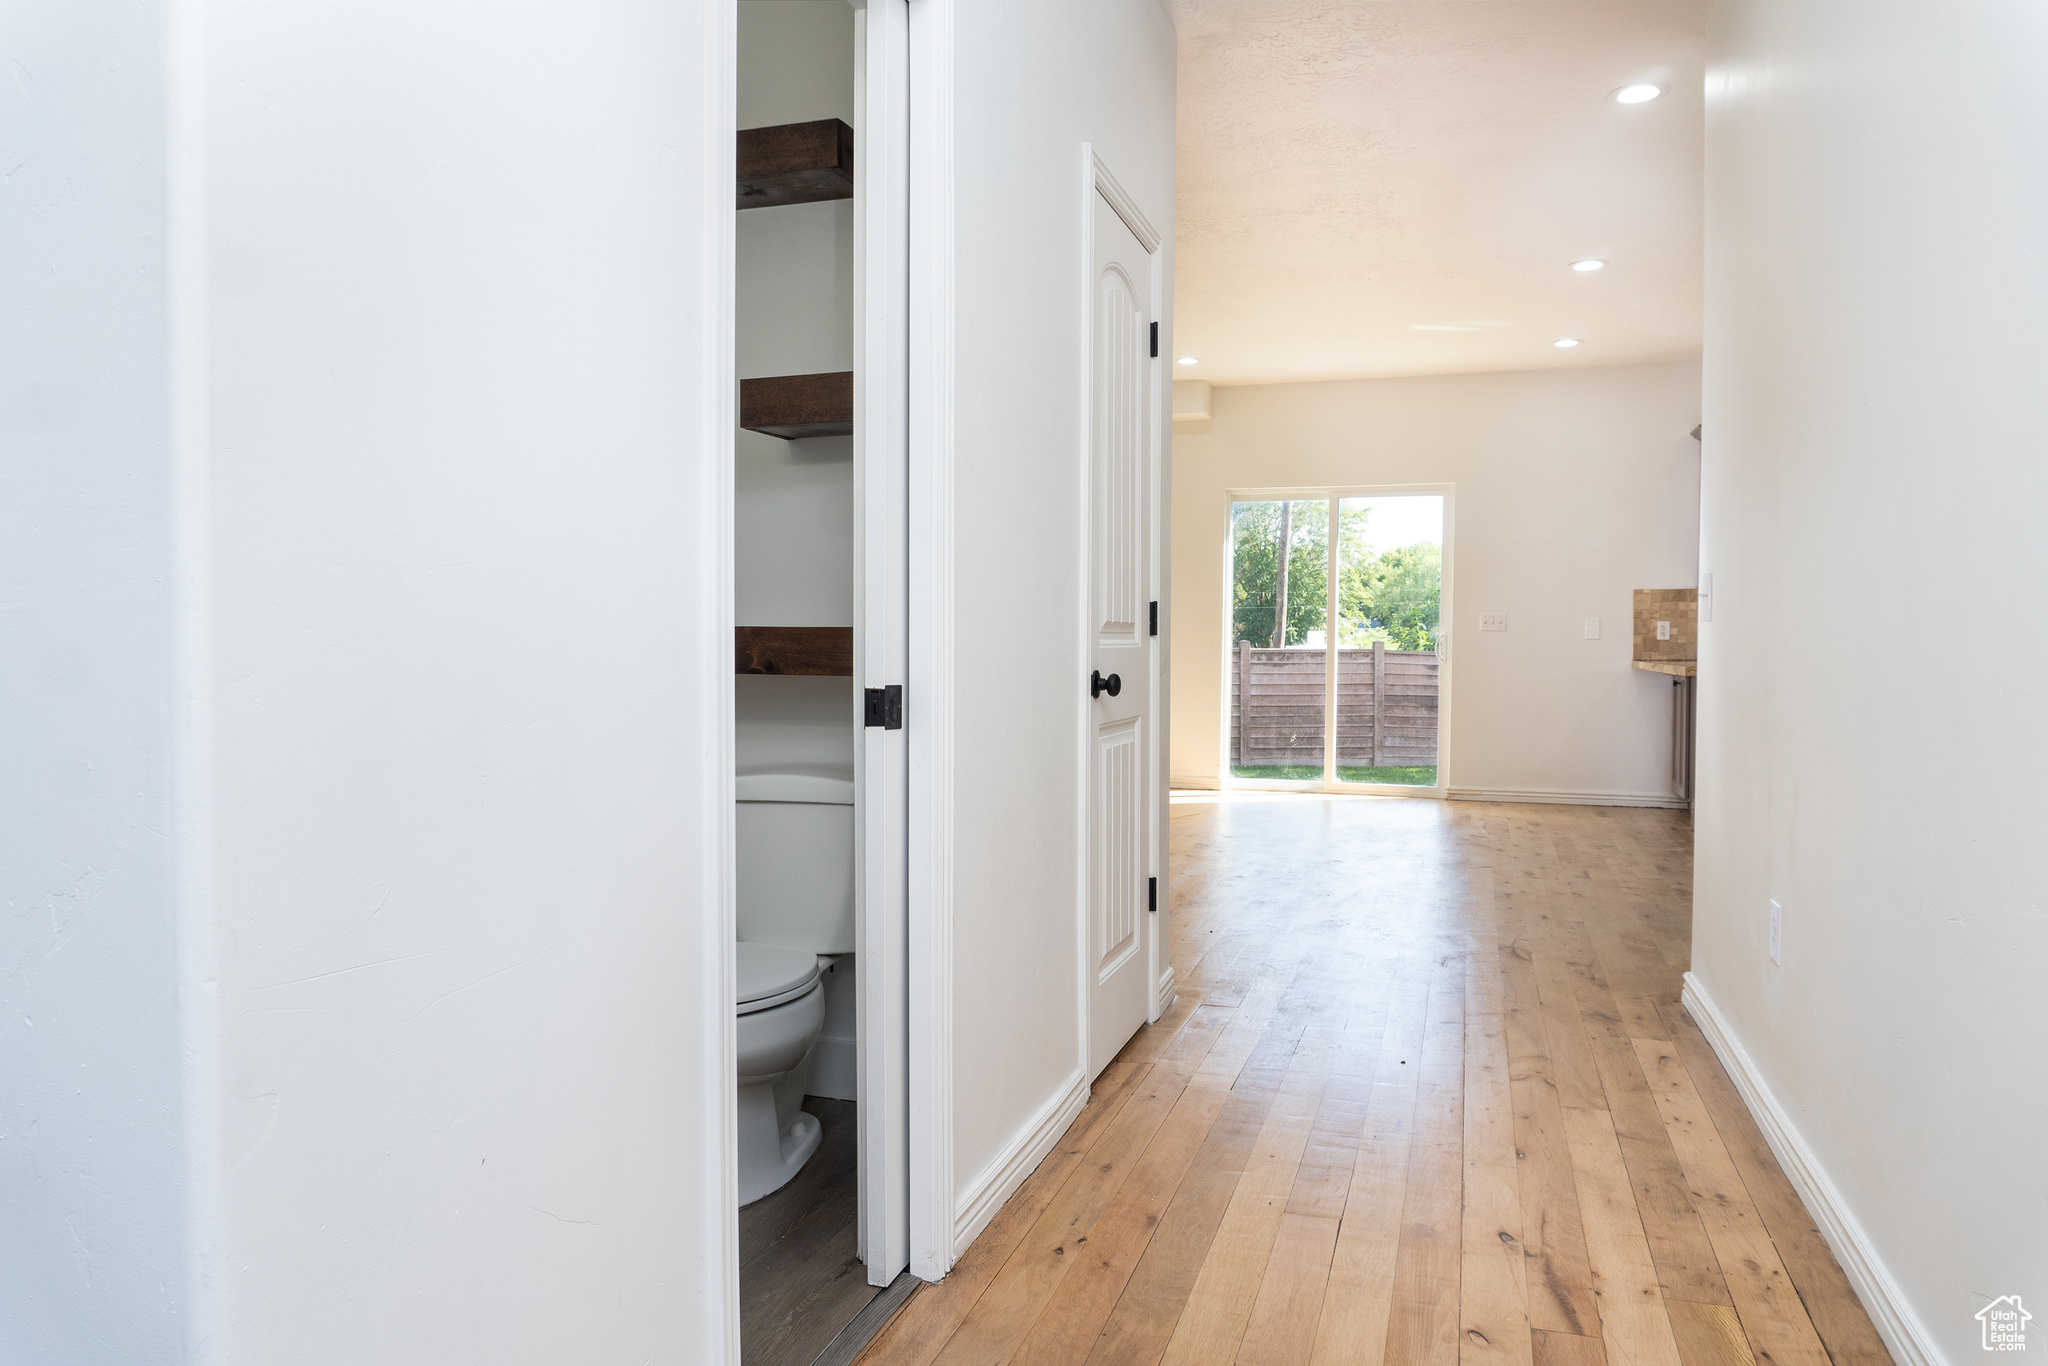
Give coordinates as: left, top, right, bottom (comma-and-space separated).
857, 794, 1893, 1366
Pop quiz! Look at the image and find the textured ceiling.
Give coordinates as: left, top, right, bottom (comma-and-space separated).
1165, 1, 1708, 384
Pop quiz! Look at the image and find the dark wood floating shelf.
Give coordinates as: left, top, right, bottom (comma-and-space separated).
737, 119, 854, 210
736, 626, 854, 677
740, 371, 853, 440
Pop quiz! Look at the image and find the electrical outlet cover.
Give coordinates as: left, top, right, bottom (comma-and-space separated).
1585, 617, 1600, 639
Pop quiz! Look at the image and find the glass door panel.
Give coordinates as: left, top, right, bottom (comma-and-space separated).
1228, 499, 1329, 782
1332, 496, 1443, 786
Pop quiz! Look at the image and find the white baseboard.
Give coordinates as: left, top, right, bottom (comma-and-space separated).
806, 1034, 857, 1103
1170, 774, 1221, 791
1446, 786, 1689, 810
1680, 974, 1939, 1366
951, 1066, 1088, 1258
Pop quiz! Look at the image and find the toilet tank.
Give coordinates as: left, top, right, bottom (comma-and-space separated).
736, 764, 855, 954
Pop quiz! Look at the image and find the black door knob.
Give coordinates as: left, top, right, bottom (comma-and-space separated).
1090, 670, 1122, 698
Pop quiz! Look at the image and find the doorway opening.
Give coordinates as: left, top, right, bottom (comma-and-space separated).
733, 1, 912, 1361
1226, 488, 1451, 795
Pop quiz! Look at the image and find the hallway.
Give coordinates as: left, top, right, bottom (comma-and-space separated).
859, 795, 1892, 1366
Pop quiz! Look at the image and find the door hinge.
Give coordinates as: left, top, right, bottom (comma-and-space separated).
1148, 876, 1158, 913
1149, 600, 1159, 636
863, 684, 903, 730
1149, 322, 1158, 358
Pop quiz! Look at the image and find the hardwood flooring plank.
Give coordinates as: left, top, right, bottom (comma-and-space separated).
1193, 958, 1308, 1091
1383, 957, 1466, 1366
1560, 1106, 1685, 1366
1562, 947, 1731, 1309
1157, 1028, 1339, 1366
1086, 1004, 1316, 1366
858, 1054, 1164, 1366
1530, 941, 1607, 1114
930, 1061, 1199, 1366
1586, 925, 1679, 1046
1309, 1076, 1416, 1366
1286, 962, 1395, 1223
1630, 1042, 1831, 1366
1656, 1012, 1895, 1366
1663, 1301, 1756, 1366
1461, 946, 1533, 1366
1308, 961, 1433, 1366
1532, 1331, 1610, 1366
1122, 990, 1209, 1069
1500, 944, 1601, 1338
1236, 1212, 1344, 1366
1011, 1083, 1233, 1366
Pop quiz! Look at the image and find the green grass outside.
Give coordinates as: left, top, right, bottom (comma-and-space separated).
1231, 765, 1437, 787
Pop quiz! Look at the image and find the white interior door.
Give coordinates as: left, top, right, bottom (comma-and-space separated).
853, 0, 909, 1287
1086, 189, 1153, 1079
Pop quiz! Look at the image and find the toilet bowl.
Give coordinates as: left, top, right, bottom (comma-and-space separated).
734, 765, 855, 1206
735, 942, 827, 1206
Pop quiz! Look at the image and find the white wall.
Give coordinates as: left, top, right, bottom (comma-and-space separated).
0, 6, 192, 1361
199, 7, 735, 1359
943, 0, 1176, 1239
1171, 363, 1702, 803
1695, 4, 2048, 1362
2, 5, 737, 1361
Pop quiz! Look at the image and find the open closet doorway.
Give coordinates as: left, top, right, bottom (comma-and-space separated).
732, 2, 911, 1361
1224, 487, 1454, 796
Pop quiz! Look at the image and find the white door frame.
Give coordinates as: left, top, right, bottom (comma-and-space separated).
702, 4, 741, 1360
904, 0, 957, 1284
1075, 148, 1169, 1097
852, 0, 912, 1287
1217, 482, 1457, 799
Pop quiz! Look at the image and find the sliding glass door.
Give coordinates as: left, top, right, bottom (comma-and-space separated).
1227, 488, 1449, 794
1226, 498, 1330, 780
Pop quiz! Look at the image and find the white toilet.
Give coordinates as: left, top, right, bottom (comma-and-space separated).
735, 763, 855, 1206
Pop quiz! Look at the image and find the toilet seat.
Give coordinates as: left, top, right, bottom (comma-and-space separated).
736, 942, 822, 1015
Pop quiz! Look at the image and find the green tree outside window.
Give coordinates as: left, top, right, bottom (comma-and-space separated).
1232, 501, 1440, 652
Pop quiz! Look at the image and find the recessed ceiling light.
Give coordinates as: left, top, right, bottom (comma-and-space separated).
1554, 338, 1582, 349
1613, 83, 1663, 104
1176, 356, 1199, 366
1571, 259, 1606, 272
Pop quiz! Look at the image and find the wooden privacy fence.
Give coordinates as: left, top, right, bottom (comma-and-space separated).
1230, 641, 1440, 768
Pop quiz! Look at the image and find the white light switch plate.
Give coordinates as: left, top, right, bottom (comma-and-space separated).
1479, 613, 1507, 632
1768, 899, 1782, 965
1585, 617, 1600, 639
1656, 620, 1672, 640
